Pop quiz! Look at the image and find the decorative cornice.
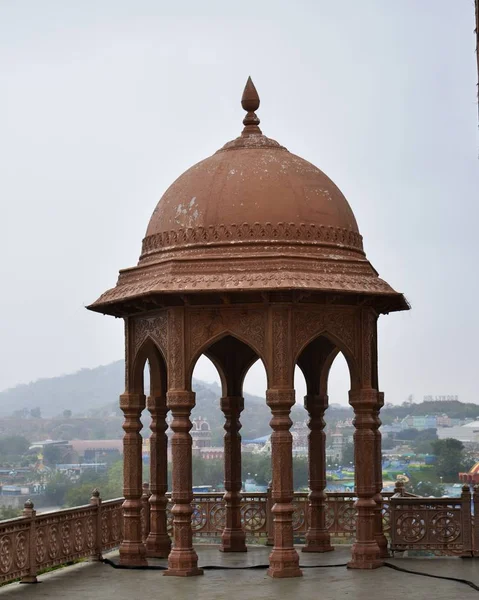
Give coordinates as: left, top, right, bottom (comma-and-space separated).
141, 222, 364, 257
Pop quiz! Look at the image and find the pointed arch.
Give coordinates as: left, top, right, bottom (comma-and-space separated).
294, 330, 360, 391
131, 336, 167, 396
187, 331, 267, 393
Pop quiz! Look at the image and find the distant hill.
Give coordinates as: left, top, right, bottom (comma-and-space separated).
0, 361, 125, 419
0, 361, 310, 440
380, 400, 479, 423
3, 361, 475, 442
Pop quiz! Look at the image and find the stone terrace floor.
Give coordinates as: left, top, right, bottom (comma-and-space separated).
3, 545, 479, 600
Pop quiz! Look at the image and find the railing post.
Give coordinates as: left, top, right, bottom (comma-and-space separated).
461, 485, 473, 557
266, 482, 274, 546
474, 485, 479, 557
393, 480, 405, 496
20, 499, 37, 584
90, 488, 103, 561
141, 482, 151, 543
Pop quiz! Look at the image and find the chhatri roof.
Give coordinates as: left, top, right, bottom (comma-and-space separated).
88, 78, 408, 316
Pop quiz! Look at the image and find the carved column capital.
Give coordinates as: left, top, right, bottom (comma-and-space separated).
147, 394, 168, 414
304, 393, 328, 414
167, 390, 195, 413
120, 393, 146, 413
220, 396, 245, 414
266, 389, 295, 411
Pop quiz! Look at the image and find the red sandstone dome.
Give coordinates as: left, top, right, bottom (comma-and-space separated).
146, 138, 359, 239
89, 78, 407, 315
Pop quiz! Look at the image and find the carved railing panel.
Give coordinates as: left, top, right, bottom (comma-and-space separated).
390, 492, 472, 556
0, 517, 31, 584
35, 506, 97, 569
2, 489, 473, 586
163, 491, 391, 541
0, 497, 123, 586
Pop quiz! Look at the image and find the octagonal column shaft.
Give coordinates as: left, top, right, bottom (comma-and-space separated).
220, 396, 247, 552
119, 393, 147, 566
373, 392, 389, 558
164, 390, 203, 577
303, 393, 333, 553
348, 389, 382, 569
266, 389, 302, 578
146, 394, 171, 558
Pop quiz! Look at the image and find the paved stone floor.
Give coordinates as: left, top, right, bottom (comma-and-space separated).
2, 545, 479, 600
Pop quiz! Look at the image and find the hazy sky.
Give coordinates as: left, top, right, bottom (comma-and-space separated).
1, 1, 478, 406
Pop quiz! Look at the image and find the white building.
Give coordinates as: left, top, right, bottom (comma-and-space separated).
437, 421, 479, 443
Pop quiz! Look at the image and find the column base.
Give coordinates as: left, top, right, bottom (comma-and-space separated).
164, 567, 204, 577
146, 533, 172, 558
375, 534, 390, 559
119, 542, 148, 567
348, 542, 383, 569
220, 529, 247, 552
20, 576, 38, 584
302, 531, 334, 552
302, 543, 334, 553
165, 549, 203, 576
268, 548, 302, 578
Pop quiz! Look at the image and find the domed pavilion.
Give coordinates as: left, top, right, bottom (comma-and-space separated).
88, 78, 408, 577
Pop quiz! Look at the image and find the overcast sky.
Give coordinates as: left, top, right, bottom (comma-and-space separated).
1, 1, 478, 406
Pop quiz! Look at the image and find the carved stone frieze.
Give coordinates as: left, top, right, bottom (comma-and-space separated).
271, 308, 289, 386
141, 221, 364, 256
293, 308, 356, 358
168, 309, 184, 389
132, 313, 168, 359
187, 308, 266, 359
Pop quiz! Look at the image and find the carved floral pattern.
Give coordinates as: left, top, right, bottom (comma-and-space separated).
15, 532, 27, 569
0, 536, 12, 573
141, 222, 364, 256
133, 314, 168, 358
241, 504, 266, 532
188, 309, 265, 358
293, 309, 356, 358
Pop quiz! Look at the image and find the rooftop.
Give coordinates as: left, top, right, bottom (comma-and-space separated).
2, 546, 479, 600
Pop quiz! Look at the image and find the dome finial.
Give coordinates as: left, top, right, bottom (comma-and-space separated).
241, 76, 262, 135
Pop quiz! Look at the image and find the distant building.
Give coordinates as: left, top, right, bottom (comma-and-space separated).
459, 462, 479, 485
291, 421, 308, 452
191, 417, 212, 449
437, 421, 479, 443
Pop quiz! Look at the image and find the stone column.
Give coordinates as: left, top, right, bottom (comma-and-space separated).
146, 394, 171, 558
164, 390, 203, 577
348, 389, 382, 569
266, 389, 302, 578
119, 392, 147, 566
303, 393, 333, 553
373, 391, 389, 558
220, 395, 246, 552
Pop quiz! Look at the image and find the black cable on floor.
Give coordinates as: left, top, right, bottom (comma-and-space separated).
383, 562, 479, 593
102, 557, 479, 592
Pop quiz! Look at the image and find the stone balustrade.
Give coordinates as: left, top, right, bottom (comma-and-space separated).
1, 486, 478, 587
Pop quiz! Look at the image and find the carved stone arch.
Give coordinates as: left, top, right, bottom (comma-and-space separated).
294, 329, 360, 392
132, 313, 168, 365
186, 308, 267, 367
296, 337, 340, 397
293, 308, 357, 360
186, 330, 267, 392
130, 336, 167, 396
319, 346, 341, 395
